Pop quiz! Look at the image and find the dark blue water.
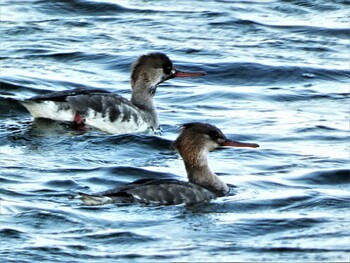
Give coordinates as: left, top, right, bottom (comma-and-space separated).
0, 0, 349, 262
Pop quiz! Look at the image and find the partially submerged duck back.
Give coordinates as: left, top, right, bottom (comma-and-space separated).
76, 179, 218, 206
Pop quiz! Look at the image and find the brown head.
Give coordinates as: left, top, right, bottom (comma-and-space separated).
131, 53, 205, 97
172, 122, 259, 168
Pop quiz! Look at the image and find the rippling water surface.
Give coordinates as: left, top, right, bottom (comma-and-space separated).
0, 0, 349, 262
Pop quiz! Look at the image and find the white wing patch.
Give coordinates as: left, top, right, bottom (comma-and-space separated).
21, 101, 74, 122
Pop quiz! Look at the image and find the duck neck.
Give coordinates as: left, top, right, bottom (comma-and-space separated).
130, 81, 158, 128
183, 151, 229, 197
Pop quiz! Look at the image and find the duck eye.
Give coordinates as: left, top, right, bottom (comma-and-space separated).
209, 131, 220, 140
163, 64, 173, 75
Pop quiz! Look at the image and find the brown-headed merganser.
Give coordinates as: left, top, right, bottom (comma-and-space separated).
20, 53, 205, 134
76, 122, 259, 206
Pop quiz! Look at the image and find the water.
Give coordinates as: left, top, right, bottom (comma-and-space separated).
0, 0, 349, 262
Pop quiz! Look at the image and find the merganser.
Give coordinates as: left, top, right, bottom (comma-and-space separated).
76, 122, 259, 206
20, 53, 205, 134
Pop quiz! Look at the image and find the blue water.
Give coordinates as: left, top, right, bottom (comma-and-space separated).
0, 0, 349, 262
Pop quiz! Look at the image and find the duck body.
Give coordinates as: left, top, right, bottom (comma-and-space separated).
21, 88, 154, 134
20, 53, 205, 134
75, 122, 259, 206
79, 179, 218, 206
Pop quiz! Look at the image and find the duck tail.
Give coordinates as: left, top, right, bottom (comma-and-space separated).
69, 193, 113, 206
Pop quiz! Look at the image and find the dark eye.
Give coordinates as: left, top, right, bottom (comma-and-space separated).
209, 131, 220, 140
163, 63, 173, 75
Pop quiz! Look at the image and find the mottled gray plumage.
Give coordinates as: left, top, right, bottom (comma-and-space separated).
95, 179, 217, 205
66, 94, 140, 123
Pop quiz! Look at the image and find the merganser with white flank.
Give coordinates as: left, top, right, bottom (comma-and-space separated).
20, 53, 205, 134
76, 122, 259, 206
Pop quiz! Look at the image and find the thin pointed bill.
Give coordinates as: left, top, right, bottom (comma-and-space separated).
221, 140, 259, 148
172, 70, 206, 78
